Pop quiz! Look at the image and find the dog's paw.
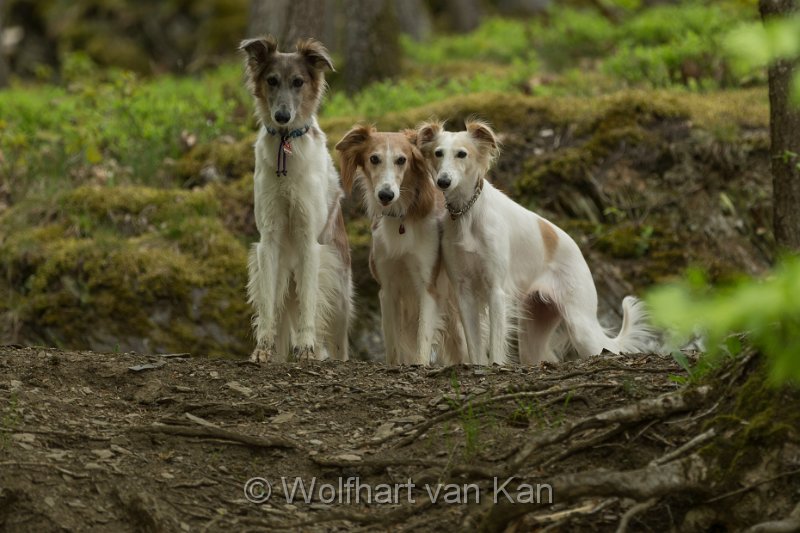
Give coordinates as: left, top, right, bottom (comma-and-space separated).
250, 343, 275, 363
291, 345, 315, 363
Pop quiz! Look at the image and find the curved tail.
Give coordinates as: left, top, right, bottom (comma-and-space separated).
606, 296, 655, 354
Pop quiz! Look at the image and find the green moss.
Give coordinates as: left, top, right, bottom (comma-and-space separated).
175, 135, 256, 186
0, 184, 251, 356
596, 224, 651, 259
700, 361, 800, 489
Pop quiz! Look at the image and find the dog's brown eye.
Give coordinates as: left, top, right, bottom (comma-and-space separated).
456, 150, 468, 159
434, 149, 443, 158
292, 78, 304, 88
266, 77, 278, 87
395, 156, 406, 165
369, 155, 380, 165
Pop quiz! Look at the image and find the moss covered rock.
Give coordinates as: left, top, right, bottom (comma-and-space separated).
0, 185, 251, 356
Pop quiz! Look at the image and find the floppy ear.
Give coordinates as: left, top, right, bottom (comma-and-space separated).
296, 38, 335, 72
415, 121, 443, 150
465, 119, 500, 160
334, 125, 373, 195
239, 36, 278, 68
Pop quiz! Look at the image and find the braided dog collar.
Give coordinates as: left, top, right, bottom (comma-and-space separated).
446, 178, 484, 220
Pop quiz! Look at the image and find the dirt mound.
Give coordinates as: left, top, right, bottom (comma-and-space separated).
2, 346, 798, 531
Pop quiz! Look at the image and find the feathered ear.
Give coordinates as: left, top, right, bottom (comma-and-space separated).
239, 35, 278, 68
465, 118, 500, 161
334, 124, 373, 195
415, 120, 443, 150
296, 38, 335, 72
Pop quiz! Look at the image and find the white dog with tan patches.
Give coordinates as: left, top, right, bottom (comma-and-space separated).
416, 119, 653, 365
240, 36, 352, 362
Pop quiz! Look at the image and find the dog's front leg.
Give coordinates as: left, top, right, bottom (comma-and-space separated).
455, 287, 485, 365
488, 287, 508, 365
379, 288, 399, 365
293, 238, 320, 360
415, 290, 437, 366
251, 238, 282, 362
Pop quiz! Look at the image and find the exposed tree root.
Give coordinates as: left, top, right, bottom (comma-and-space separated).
506, 386, 712, 473
476, 455, 709, 532
134, 423, 297, 449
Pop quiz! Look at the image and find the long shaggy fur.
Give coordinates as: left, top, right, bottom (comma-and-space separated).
241, 36, 352, 362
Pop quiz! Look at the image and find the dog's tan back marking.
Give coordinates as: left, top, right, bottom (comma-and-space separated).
538, 218, 558, 261
331, 206, 351, 269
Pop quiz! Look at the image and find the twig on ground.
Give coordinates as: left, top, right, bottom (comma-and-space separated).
705, 468, 800, 504
541, 425, 625, 468
650, 428, 716, 467
384, 382, 619, 448
0, 461, 90, 478
616, 497, 658, 533
134, 423, 297, 449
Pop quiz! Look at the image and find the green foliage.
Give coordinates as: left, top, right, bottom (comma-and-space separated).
401, 18, 535, 65
536, 8, 617, 68
648, 257, 800, 384
324, 69, 534, 119
0, 59, 252, 200
724, 14, 800, 101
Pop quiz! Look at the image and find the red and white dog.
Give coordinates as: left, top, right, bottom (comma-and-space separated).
240, 36, 352, 362
336, 125, 466, 365
417, 119, 653, 365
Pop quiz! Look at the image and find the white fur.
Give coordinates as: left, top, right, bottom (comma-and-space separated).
423, 123, 654, 365
248, 116, 353, 362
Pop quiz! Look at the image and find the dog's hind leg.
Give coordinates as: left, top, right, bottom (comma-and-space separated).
518, 292, 561, 365
326, 275, 351, 361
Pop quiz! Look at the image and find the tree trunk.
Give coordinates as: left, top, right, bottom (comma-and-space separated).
760, 0, 800, 251
396, 0, 433, 41
0, 0, 9, 88
342, 0, 400, 93
444, 0, 483, 32
247, 0, 330, 47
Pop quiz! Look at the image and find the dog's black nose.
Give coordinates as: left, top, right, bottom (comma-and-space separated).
275, 110, 291, 124
437, 174, 451, 190
378, 189, 395, 204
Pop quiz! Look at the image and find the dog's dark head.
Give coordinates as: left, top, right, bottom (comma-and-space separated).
335, 125, 435, 220
240, 36, 334, 130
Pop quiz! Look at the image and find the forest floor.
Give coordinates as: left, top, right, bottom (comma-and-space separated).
3, 345, 797, 532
